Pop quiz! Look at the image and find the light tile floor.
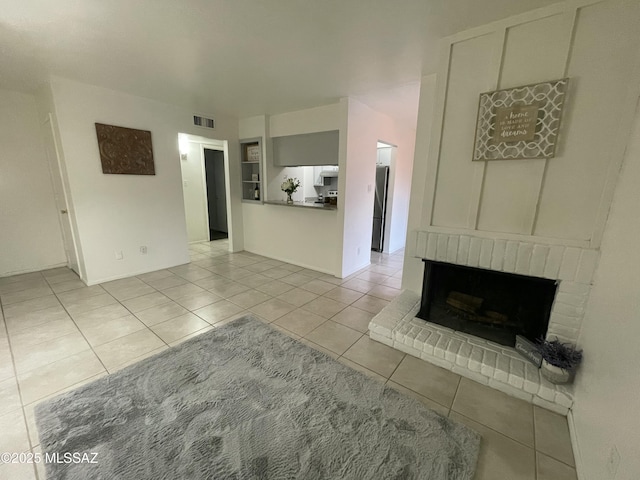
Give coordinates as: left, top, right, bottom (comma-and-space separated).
0, 240, 577, 480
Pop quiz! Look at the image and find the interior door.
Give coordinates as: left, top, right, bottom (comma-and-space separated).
204, 149, 228, 234
43, 114, 79, 273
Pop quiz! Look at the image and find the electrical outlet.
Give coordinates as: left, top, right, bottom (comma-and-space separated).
607, 445, 620, 477
140, 246, 147, 255
357, 247, 361, 256
115, 251, 123, 260
367, 184, 372, 193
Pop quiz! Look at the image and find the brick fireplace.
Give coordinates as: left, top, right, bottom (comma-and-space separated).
368, 231, 599, 414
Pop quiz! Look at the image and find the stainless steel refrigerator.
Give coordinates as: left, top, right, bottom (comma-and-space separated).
371, 166, 389, 252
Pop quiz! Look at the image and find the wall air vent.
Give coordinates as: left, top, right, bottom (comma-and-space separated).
193, 115, 215, 129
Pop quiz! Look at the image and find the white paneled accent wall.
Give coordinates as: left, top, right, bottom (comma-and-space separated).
417, 0, 639, 247
403, 0, 640, 345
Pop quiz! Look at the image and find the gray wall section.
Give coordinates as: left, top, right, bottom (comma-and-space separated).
272, 130, 339, 166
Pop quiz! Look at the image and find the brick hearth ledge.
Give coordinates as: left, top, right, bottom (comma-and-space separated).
368, 290, 574, 415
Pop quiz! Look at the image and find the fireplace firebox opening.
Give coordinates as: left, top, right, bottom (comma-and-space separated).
418, 260, 557, 347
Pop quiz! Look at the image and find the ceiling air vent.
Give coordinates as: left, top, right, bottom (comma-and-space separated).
193, 115, 215, 129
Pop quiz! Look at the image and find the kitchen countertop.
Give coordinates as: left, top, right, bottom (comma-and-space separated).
263, 200, 337, 210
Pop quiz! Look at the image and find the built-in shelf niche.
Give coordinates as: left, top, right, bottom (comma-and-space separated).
240, 137, 263, 203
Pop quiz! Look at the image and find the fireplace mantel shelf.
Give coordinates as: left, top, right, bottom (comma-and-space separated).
368, 290, 574, 415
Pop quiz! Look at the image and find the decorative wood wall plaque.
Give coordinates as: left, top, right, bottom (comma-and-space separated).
473, 78, 568, 161
95, 123, 155, 175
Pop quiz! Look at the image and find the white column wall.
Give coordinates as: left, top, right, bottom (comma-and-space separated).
340, 98, 416, 277
570, 104, 640, 480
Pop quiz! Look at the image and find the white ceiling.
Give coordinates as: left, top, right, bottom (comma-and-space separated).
0, 0, 562, 128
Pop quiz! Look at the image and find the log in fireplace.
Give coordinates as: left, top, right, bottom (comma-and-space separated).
418, 260, 557, 347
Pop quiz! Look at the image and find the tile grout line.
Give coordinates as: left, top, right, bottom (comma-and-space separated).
46, 277, 113, 379
449, 375, 463, 416
529, 408, 577, 471
1, 242, 406, 478
385, 352, 408, 382
38, 274, 169, 381
382, 377, 452, 415
0, 272, 48, 478
2, 245, 387, 373
101, 276, 210, 352
453, 411, 539, 452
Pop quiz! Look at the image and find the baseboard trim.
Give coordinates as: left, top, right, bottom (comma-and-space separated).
242, 249, 335, 276
386, 244, 405, 255
341, 260, 371, 279
0, 261, 68, 279
84, 259, 190, 286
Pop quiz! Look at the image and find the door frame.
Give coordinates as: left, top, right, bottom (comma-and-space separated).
43, 113, 81, 274
179, 134, 234, 248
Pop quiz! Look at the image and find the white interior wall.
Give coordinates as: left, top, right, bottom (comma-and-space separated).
44, 77, 241, 284
340, 99, 381, 274
385, 132, 415, 254
240, 100, 413, 277
240, 108, 344, 275
570, 106, 640, 480
0, 89, 67, 276
35, 82, 87, 279
242, 204, 339, 274
340, 98, 416, 275
402, 74, 437, 293
269, 104, 342, 137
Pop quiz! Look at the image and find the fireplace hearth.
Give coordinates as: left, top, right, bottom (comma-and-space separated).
368, 232, 596, 412
418, 260, 557, 347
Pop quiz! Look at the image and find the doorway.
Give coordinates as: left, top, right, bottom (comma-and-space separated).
204, 149, 228, 240
371, 141, 396, 253
179, 134, 233, 247
43, 114, 81, 275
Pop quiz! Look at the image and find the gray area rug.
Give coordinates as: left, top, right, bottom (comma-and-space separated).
36, 316, 480, 479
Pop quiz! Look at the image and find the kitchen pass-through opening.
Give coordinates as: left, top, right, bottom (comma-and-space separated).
417, 260, 557, 347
